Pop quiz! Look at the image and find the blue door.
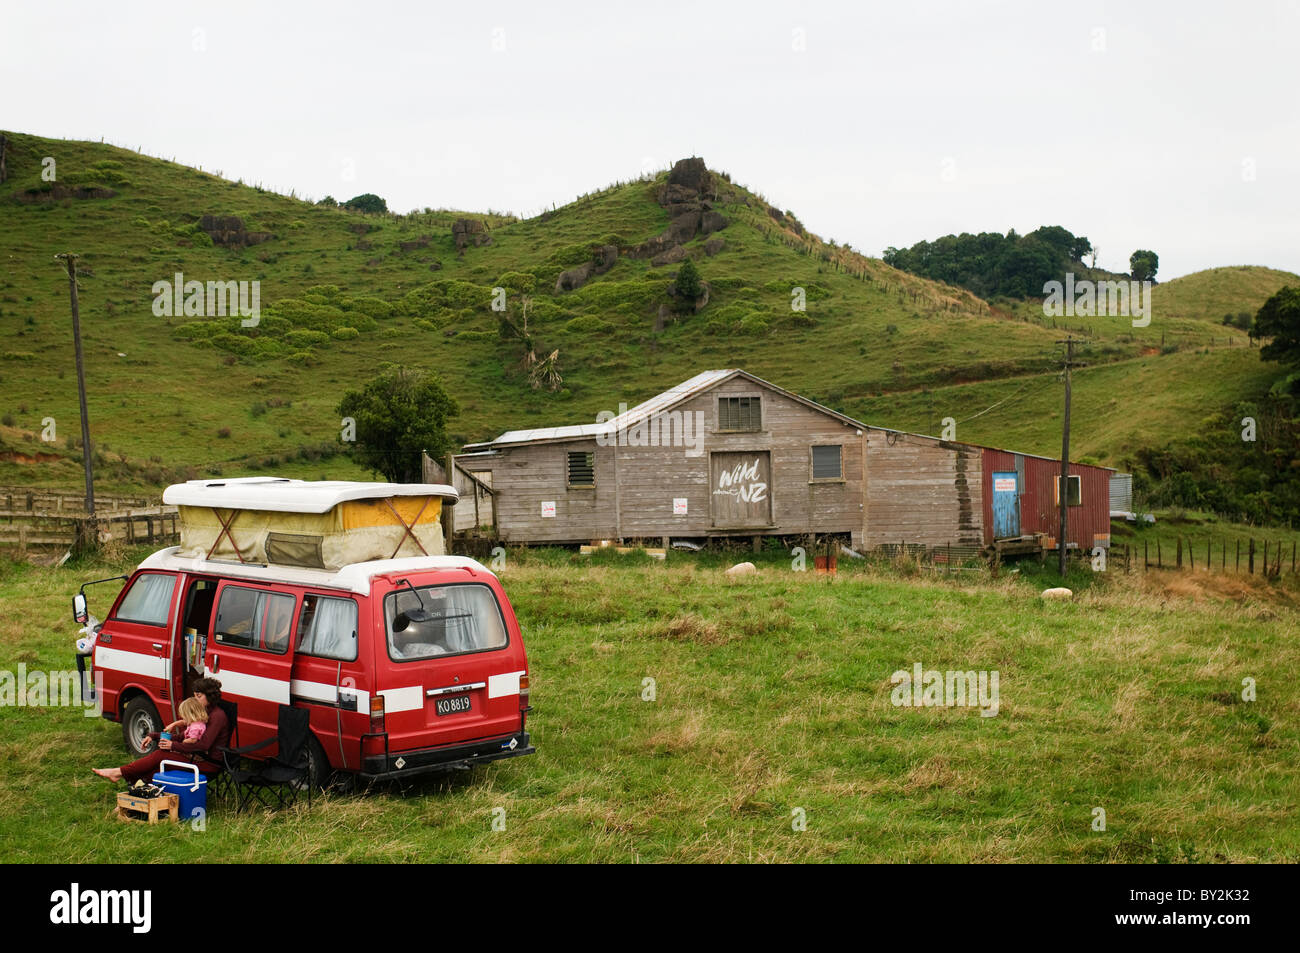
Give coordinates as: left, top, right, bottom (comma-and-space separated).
992, 472, 1020, 538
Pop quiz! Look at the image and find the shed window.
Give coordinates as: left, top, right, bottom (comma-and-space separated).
567, 451, 595, 487
811, 444, 842, 478
718, 396, 761, 432
811, 445, 843, 480
1055, 475, 1082, 507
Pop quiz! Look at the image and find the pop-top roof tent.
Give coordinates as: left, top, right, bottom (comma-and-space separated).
162, 478, 459, 570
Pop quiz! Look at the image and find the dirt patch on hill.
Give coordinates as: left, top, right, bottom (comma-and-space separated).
0, 451, 62, 464
14, 184, 116, 203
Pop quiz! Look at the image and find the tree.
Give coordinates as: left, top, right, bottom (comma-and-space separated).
343, 193, 388, 214
1130, 249, 1159, 281
674, 257, 702, 300
336, 366, 459, 483
1255, 285, 1300, 368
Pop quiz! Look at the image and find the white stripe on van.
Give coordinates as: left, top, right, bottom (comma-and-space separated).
96, 646, 168, 682
290, 678, 370, 709
488, 670, 526, 699
378, 685, 423, 714
216, 668, 290, 706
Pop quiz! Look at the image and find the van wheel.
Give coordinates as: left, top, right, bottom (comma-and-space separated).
122, 696, 162, 758
299, 735, 331, 792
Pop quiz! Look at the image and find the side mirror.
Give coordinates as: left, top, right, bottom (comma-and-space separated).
73, 593, 88, 625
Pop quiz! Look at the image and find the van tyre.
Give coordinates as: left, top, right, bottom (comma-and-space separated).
301, 734, 331, 792
122, 696, 162, 758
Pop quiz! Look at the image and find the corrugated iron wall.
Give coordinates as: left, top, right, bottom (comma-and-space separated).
982, 449, 1112, 549
1110, 472, 1133, 512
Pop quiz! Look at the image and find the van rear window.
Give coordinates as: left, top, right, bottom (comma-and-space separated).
385, 584, 508, 661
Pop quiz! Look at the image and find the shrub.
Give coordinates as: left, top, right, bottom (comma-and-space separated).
564, 315, 615, 334
285, 329, 331, 348
331, 326, 360, 341
344, 193, 388, 214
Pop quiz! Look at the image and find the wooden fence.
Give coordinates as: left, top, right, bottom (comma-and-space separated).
0, 486, 177, 556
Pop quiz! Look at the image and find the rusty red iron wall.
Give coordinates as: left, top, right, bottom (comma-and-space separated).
981, 449, 1112, 549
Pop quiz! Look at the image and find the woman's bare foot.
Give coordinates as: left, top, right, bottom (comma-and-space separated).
93, 767, 122, 781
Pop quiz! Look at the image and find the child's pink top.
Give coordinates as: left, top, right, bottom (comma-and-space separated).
184, 722, 206, 742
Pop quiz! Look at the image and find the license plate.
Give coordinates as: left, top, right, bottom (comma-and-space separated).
435, 695, 472, 716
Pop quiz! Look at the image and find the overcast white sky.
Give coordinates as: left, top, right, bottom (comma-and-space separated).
4, 0, 1298, 279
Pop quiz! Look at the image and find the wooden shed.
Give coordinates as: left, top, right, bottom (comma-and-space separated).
460, 370, 871, 547
457, 368, 1112, 557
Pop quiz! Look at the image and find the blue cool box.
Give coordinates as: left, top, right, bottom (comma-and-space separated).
152, 762, 207, 820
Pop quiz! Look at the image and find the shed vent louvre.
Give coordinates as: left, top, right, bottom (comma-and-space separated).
567, 452, 595, 487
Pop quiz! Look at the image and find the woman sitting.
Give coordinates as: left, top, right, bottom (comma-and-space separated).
93, 678, 230, 784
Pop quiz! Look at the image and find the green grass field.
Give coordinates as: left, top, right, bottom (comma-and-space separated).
2, 547, 1295, 863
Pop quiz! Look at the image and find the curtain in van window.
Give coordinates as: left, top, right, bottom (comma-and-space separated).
115, 573, 176, 626
300, 596, 357, 661
443, 585, 506, 654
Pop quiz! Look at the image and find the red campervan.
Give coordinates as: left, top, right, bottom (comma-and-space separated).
75, 479, 534, 785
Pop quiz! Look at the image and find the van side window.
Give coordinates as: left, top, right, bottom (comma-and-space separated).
385, 584, 508, 661
296, 594, 359, 662
214, 587, 295, 655
113, 573, 176, 626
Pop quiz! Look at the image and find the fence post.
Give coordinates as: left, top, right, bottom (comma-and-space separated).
1249, 538, 1255, 574
1144, 539, 1148, 570
1177, 536, 1183, 569
1158, 539, 1162, 569
1236, 539, 1240, 571
1206, 541, 1210, 572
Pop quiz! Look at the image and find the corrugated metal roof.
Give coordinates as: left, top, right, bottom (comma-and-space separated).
466, 369, 741, 448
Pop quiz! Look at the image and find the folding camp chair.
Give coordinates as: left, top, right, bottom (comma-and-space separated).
222, 704, 312, 812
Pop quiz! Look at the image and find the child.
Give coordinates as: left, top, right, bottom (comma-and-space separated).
177, 696, 208, 743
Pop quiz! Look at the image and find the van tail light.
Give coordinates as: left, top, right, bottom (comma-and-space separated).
369, 695, 386, 734
519, 674, 530, 702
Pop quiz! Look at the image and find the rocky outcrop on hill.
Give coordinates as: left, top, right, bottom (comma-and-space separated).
16, 183, 116, 203
452, 218, 493, 251
555, 244, 618, 293
633, 157, 727, 265
199, 214, 272, 247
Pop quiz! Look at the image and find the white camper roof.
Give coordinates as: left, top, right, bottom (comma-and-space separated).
137, 547, 492, 595
162, 477, 459, 512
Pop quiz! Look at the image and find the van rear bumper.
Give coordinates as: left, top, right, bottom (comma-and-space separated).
360, 731, 534, 781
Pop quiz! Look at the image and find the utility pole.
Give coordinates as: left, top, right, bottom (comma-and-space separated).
56, 253, 96, 527
1056, 336, 1084, 577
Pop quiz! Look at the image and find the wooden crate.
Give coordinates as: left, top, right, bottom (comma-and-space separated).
115, 791, 180, 824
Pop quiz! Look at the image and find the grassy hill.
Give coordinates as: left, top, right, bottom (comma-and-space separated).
1, 131, 1296, 510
